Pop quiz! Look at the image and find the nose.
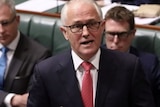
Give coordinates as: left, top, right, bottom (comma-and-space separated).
0, 24, 5, 33
82, 25, 89, 38
113, 35, 119, 43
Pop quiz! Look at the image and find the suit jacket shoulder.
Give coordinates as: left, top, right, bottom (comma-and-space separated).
130, 46, 159, 82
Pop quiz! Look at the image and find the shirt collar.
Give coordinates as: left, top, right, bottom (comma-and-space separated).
72, 49, 101, 71
0, 31, 20, 50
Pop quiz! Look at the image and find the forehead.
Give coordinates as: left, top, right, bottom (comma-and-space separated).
0, 4, 12, 18
66, 2, 100, 23
105, 19, 129, 31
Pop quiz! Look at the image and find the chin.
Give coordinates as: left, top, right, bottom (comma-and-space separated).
110, 47, 118, 50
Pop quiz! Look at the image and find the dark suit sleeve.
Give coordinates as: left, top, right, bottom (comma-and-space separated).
131, 59, 155, 107
27, 64, 50, 107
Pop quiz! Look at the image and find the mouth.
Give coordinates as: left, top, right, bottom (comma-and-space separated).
111, 47, 118, 50
0, 36, 4, 39
0, 36, 4, 40
110, 46, 121, 51
80, 40, 94, 45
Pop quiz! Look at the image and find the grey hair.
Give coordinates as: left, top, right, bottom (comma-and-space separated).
0, 0, 16, 16
60, 0, 102, 25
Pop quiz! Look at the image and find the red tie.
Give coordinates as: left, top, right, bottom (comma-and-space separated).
81, 61, 93, 107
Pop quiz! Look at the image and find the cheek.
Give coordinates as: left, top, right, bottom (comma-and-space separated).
93, 31, 103, 41
64, 31, 73, 40
105, 36, 112, 45
106, 40, 112, 48
68, 34, 80, 45
9, 23, 18, 32
8, 27, 17, 37
120, 40, 131, 50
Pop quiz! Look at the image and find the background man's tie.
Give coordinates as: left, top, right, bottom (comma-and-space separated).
81, 61, 93, 107
0, 47, 8, 89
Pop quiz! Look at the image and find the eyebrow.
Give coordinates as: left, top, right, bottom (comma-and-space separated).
106, 31, 129, 33
72, 19, 99, 24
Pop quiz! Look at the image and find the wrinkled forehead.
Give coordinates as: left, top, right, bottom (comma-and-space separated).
0, 4, 12, 16
105, 19, 130, 30
66, 2, 101, 24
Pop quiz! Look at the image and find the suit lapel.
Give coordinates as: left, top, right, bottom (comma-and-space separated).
95, 48, 118, 107
54, 48, 120, 107
4, 34, 28, 91
57, 51, 84, 107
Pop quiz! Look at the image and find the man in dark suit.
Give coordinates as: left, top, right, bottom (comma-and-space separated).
0, 0, 52, 107
27, 0, 155, 107
104, 6, 160, 107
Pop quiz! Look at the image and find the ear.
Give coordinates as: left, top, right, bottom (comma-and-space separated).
60, 26, 69, 40
132, 29, 136, 38
16, 15, 20, 24
100, 20, 105, 31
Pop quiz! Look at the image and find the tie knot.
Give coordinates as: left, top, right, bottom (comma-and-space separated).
1, 47, 9, 54
81, 61, 92, 71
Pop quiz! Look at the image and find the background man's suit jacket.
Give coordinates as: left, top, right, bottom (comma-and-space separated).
130, 46, 160, 107
0, 33, 52, 107
27, 47, 155, 107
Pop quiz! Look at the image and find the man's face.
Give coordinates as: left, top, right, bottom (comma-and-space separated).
0, 4, 20, 46
61, 2, 104, 60
105, 19, 135, 52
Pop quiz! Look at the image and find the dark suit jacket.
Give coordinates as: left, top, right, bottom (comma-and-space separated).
27, 47, 155, 107
130, 46, 160, 107
0, 33, 52, 107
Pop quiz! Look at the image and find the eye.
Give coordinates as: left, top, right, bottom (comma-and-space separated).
109, 32, 117, 36
89, 22, 97, 26
1, 21, 9, 26
88, 22, 100, 30
119, 32, 128, 37
71, 24, 83, 29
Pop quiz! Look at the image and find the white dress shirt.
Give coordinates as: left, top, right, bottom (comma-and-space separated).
71, 49, 100, 107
